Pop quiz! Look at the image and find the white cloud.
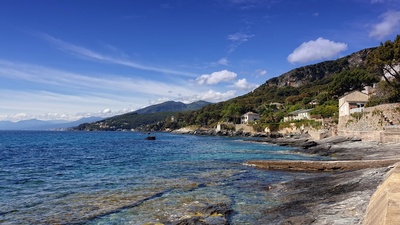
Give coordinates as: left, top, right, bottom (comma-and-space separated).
0, 60, 204, 121
37, 33, 196, 77
102, 108, 112, 114
0, 60, 242, 121
227, 32, 254, 53
370, 11, 400, 40
234, 78, 259, 91
287, 37, 348, 64
196, 70, 237, 85
181, 90, 237, 103
0, 108, 133, 122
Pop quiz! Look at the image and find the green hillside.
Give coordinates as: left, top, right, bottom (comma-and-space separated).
167, 36, 400, 131
74, 101, 211, 131
134, 100, 210, 114
172, 50, 378, 129
75, 36, 400, 132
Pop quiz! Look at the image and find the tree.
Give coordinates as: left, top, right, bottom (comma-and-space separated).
221, 103, 243, 124
367, 80, 400, 106
367, 35, 400, 87
367, 35, 400, 102
311, 105, 338, 118
329, 68, 379, 97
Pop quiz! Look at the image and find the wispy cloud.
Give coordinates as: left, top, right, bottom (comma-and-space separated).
0, 89, 134, 121
255, 69, 267, 77
0, 60, 242, 121
227, 32, 254, 53
371, 0, 385, 3
224, 0, 279, 10
37, 33, 197, 77
218, 57, 229, 66
0, 60, 197, 98
369, 10, 400, 40
287, 37, 348, 64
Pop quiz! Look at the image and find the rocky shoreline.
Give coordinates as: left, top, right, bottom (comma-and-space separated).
242, 135, 400, 225
171, 129, 400, 224
171, 127, 275, 138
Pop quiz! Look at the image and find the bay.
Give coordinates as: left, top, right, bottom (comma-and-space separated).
0, 131, 322, 224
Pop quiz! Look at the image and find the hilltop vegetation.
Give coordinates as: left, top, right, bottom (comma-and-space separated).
134, 101, 210, 114
367, 35, 400, 105
169, 49, 379, 129
168, 36, 400, 131
74, 101, 210, 131
75, 36, 400, 132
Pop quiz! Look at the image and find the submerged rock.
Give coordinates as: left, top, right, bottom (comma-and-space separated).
167, 203, 232, 225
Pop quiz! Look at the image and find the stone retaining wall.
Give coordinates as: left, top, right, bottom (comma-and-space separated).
235, 124, 255, 133
338, 103, 400, 143
363, 162, 400, 225
339, 131, 384, 142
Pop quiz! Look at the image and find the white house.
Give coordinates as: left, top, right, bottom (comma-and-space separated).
338, 90, 369, 117
283, 109, 313, 122
241, 112, 260, 124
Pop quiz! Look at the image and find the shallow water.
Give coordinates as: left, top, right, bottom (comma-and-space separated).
0, 131, 322, 224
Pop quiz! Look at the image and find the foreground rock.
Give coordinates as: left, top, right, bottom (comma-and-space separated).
245, 135, 400, 225
172, 127, 274, 138
250, 134, 400, 160
364, 162, 400, 225
262, 167, 389, 225
245, 159, 400, 171
166, 203, 232, 225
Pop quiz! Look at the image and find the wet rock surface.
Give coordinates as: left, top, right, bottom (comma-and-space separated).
244, 135, 400, 225
151, 135, 400, 225
250, 134, 400, 160
262, 168, 388, 225
166, 203, 232, 225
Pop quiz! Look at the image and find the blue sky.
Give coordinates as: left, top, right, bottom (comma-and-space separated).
1, 0, 400, 121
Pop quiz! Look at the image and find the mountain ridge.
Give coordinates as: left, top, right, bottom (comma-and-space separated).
73, 100, 211, 131
0, 117, 103, 130
74, 43, 395, 132
265, 48, 375, 88
134, 100, 210, 114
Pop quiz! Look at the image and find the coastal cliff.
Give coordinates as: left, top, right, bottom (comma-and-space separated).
265, 48, 374, 88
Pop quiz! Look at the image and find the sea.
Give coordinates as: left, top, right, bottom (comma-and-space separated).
0, 131, 324, 224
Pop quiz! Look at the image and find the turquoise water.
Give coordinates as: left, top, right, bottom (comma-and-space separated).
0, 131, 322, 224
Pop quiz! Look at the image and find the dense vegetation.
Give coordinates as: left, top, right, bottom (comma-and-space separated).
74, 112, 177, 131
367, 35, 400, 105
167, 36, 399, 131
165, 52, 380, 130
134, 101, 210, 114
74, 101, 210, 131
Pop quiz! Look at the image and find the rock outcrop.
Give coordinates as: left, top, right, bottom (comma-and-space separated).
265, 48, 374, 88
245, 159, 400, 172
